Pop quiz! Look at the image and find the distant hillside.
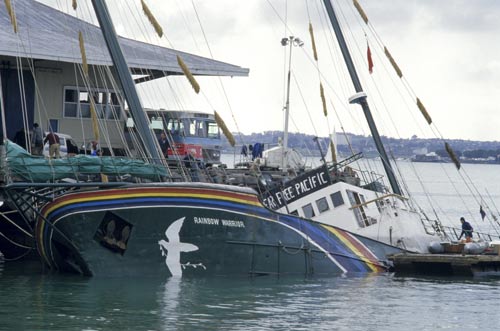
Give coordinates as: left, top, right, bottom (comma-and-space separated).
221, 131, 500, 159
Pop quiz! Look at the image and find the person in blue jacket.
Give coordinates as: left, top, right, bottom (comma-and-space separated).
458, 217, 473, 242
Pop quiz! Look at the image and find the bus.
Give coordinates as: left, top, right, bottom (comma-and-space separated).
144, 109, 222, 165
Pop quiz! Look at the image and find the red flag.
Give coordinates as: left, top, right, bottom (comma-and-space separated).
367, 44, 374, 74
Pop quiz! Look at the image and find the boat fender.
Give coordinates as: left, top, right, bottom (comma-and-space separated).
428, 241, 445, 254
463, 242, 488, 255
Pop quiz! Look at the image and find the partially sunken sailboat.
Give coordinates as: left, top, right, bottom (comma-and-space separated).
0, 0, 404, 277
218, 0, 500, 256
254, 0, 450, 253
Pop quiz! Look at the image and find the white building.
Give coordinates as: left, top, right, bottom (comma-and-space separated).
0, 0, 248, 152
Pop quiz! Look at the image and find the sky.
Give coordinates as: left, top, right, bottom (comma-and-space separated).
37, 0, 500, 142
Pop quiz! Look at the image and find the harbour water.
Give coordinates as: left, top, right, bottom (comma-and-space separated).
2, 263, 500, 331
2, 160, 500, 331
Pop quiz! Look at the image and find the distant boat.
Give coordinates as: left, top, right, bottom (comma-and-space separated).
411, 152, 448, 163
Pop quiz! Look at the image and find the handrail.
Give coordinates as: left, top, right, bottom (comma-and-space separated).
349, 193, 408, 210
438, 224, 499, 242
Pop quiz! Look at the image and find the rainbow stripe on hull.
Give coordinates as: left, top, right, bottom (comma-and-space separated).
35, 184, 400, 276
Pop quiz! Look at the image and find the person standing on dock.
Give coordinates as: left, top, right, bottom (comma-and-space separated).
158, 132, 170, 159
458, 217, 473, 242
44, 131, 60, 159
31, 123, 44, 155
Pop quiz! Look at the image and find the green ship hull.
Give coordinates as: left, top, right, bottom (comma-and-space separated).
32, 183, 402, 277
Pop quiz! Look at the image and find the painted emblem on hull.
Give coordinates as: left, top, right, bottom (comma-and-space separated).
158, 217, 205, 277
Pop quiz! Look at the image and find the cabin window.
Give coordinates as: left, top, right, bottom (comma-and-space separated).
316, 197, 329, 213
64, 89, 78, 117
63, 87, 122, 120
188, 119, 196, 136
79, 91, 91, 118
90, 92, 108, 119
302, 203, 315, 218
186, 119, 207, 137
359, 194, 367, 208
290, 210, 299, 216
330, 191, 344, 207
207, 121, 220, 139
197, 121, 206, 137
150, 117, 164, 130
167, 119, 185, 135
106, 93, 122, 119
347, 190, 369, 228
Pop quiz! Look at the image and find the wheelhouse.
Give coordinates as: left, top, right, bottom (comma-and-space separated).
146, 109, 222, 164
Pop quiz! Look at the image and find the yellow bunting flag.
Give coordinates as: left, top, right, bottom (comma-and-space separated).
177, 55, 200, 94
416, 98, 432, 125
309, 23, 318, 61
78, 31, 89, 77
384, 47, 403, 78
214, 111, 235, 147
445, 142, 461, 170
320, 83, 327, 117
353, 0, 369, 24
141, 0, 163, 38
330, 141, 337, 164
4, 0, 18, 33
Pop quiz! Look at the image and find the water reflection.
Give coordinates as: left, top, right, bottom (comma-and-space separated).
2, 267, 500, 330
159, 277, 182, 328
156, 274, 385, 331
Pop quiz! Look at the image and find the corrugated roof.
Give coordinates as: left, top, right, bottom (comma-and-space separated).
0, 0, 249, 77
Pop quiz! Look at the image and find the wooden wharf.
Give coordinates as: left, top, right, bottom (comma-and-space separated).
389, 253, 500, 276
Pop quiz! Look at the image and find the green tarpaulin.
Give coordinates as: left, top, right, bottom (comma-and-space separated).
5, 141, 168, 182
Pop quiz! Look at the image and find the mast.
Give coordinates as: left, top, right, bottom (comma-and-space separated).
90, 0, 162, 164
281, 36, 303, 171
0, 71, 6, 145
282, 40, 292, 170
321, 0, 402, 196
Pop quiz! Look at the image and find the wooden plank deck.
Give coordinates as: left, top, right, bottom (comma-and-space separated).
389, 253, 500, 276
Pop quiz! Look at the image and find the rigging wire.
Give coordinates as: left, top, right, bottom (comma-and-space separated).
328, 0, 500, 233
